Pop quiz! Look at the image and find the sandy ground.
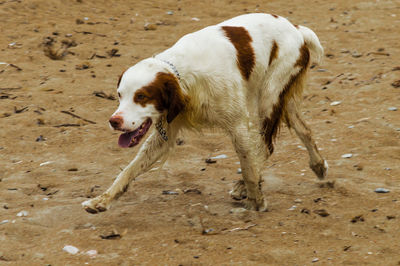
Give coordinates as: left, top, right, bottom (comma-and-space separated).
1, 0, 399, 265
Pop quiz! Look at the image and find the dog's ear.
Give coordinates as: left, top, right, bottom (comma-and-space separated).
160, 73, 188, 123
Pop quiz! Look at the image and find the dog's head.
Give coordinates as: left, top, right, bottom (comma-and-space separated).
110, 60, 188, 148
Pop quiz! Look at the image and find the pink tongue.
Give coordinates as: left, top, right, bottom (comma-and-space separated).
118, 132, 133, 148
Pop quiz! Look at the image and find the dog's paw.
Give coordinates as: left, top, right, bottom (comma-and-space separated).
82, 195, 111, 214
230, 179, 247, 200
310, 159, 328, 180
243, 197, 268, 212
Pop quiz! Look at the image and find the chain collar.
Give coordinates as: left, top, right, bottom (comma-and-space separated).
155, 116, 168, 141
153, 57, 181, 81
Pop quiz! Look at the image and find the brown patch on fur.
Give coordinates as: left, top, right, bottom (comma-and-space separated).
271, 14, 279, 18
293, 24, 299, 29
222, 26, 255, 80
262, 44, 310, 154
117, 69, 127, 87
269, 41, 279, 66
134, 72, 189, 123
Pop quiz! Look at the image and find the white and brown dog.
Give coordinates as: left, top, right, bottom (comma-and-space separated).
82, 13, 328, 213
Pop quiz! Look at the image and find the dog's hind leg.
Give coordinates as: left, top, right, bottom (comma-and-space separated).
82, 126, 177, 214
284, 100, 328, 179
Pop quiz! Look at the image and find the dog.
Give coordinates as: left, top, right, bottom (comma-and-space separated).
82, 13, 328, 213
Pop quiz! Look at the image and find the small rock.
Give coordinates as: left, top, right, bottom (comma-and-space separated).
312, 258, 319, 263
86, 250, 97, 258
386, 215, 396, 220
63, 245, 79, 255
144, 23, 157, 31
36, 135, 46, 142
210, 154, 228, 160
68, 168, 78, 171
16, 210, 28, 217
301, 208, 310, 214
0, 220, 9, 225
162, 190, 179, 195
314, 209, 329, 217
351, 51, 363, 58
205, 158, 217, 164
191, 17, 200, 21
288, 205, 297, 211
183, 188, 201, 194
351, 215, 365, 223
373, 225, 386, 232
341, 153, 353, 158
330, 101, 342, 106
391, 80, 400, 88
75, 62, 92, 70
237, 168, 242, 174
230, 208, 247, 214
294, 198, 302, 203
388, 107, 397, 111
39, 161, 53, 166
166, 11, 174, 15
202, 228, 214, 235
374, 188, 390, 193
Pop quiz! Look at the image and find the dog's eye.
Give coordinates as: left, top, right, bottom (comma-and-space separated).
136, 94, 147, 101
118, 92, 121, 99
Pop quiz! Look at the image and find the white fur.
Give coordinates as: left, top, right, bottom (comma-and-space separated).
82, 13, 327, 213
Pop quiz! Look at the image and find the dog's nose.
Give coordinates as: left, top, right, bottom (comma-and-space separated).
109, 115, 123, 130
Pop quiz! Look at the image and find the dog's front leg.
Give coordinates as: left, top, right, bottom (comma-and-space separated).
82, 129, 173, 214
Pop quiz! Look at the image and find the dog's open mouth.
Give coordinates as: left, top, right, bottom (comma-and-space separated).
118, 118, 152, 148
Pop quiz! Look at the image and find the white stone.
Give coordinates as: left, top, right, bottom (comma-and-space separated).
86, 250, 97, 258
210, 154, 228, 159
330, 101, 342, 106
63, 245, 79, 255
16, 211, 28, 217
341, 153, 353, 158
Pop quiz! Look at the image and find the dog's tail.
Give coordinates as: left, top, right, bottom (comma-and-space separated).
298, 25, 324, 64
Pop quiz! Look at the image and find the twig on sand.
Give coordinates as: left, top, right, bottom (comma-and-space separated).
60, 110, 96, 124
226, 223, 257, 233
54, 123, 81, 128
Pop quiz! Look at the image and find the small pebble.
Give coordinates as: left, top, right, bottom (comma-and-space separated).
210, 154, 228, 160
237, 168, 242, 174
294, 198, 302, 203
144, 23, 157, 31
191, 17, 200, 21
230, 208, 247, 214
0, 220, 9, 225
162, 190, 179, 195
312, 258, 319, 263
330, 101, 342, 106
63, 245, 79, 255
86, 250, 97, 258
40, 161, 53, 166
341, 153, 353, 158
374, 188, 390, 193
288, 205, 297, 211
388, 107, 397, 111
16, 210, 28, 217
166, 11, 174, 15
